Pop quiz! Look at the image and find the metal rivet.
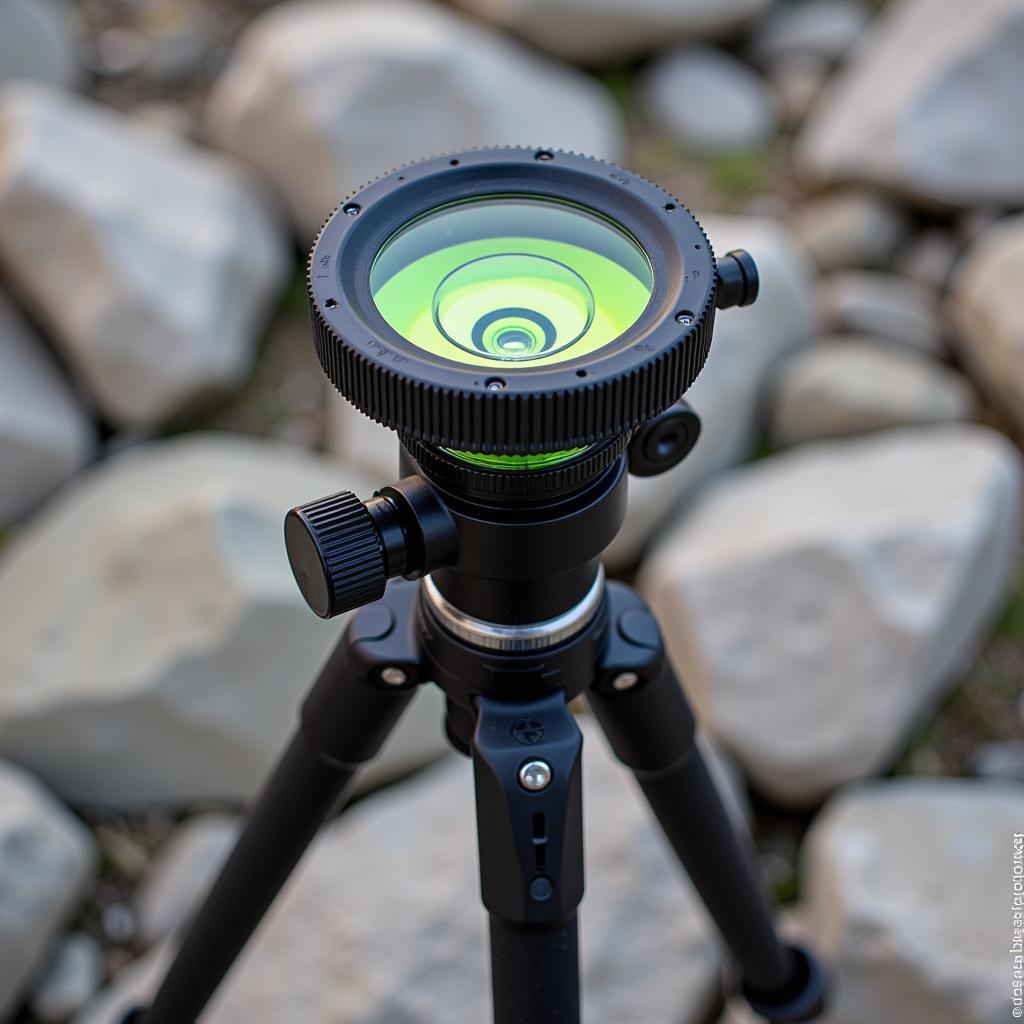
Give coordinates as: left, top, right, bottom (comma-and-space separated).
519, 760, 552, 792
380, 667, 408, 686
612, 671, 639, 692
675, 311, 694, 326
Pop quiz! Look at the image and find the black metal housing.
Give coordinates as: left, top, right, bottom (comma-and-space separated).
308, 147, 718, 453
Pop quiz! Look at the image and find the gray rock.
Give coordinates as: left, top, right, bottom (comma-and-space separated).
134, 814, 239, 946
0, 0, 80, 88
204, 0, 625, 238
749, 0, 868, 66
449, 0, 770, 63
29, 932, 105, 1024
970, 740, 1024, 783
0, 762, 97, 1020
948, 213, 1024, 437
767, 53, 830, 127
0, 82, 288, 428
819, 270, 944, 355
799, 779, 1024, 1022
899, 228, 961, 290
639, 426, 1022, 806
0, 435, 448, 807
769, 339, 975, 447
641, 46, 778, 152
797, 0, 1024, 207
606, 215, 815, 569
791, 190, 909, 270
0, 293, 95, 523
76, 720, 743, 1024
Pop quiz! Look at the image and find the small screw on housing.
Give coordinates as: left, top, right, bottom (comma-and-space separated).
380, 667, 408, 687
519, 760, 553, 792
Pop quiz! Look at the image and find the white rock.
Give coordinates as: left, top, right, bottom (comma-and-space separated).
204, 0, 625, 239
800, 779, 1024, 1022
0, 435, 448, 807
819, 270, 944, 354
325, 396, 400, 485
749, 0, 869, 66
606, 215, 815, 568
134, 814, 239, 946
639, 426, 1022, 806
0, 0, 80, 88
0, 293, 95, 523
76, 720, 744, 1024
450, 0, 770, 63
948, 213, 1024, 437
797, 0, 1024, 207
0, 81, 289, 428
0, 761, 97, 1021
29, 932, 105, 1024
641, 46, 778, 152
791, 190, 908, 270
769, 339, 974, 447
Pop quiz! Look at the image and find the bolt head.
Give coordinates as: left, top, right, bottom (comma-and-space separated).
518, 760, 553, 792
612, 671, 640, 692
380, 666, 408, 687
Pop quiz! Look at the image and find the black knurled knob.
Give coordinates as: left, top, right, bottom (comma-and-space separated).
284, 491, 387, 619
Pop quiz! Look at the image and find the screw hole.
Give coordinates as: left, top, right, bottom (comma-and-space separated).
575, 369, 588, 378
694, 244, 701, 249
664, 202, 676, 211
325, 298, 338, 309
342, 203, 361, 216
535, 149, 554, 161
485, 378, 506, 391
675, 310, 695, 326
449, 158, 460, 166
397, 176, 405, 181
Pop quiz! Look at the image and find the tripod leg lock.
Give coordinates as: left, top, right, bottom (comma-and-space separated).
588, 582, 698, 778
301, 580, 423, 770
742, 944, 828, 1023
472, 692, 584, 926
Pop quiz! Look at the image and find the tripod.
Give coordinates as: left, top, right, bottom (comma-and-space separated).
128, 441, 826, 1024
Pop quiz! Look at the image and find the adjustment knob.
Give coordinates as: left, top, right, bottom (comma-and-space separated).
285, 491, 387, 619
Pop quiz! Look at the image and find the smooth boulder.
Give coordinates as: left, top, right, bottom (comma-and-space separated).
205, 0, 624, 238
0, 82, 288, 427
0, 435, 447, 807
769, 339, 974, 447
449, 0, 770, 63
0, 293, 95, 522
800, 779, 1024, 1022
0, 761, 96, 1021
640, 426, 1022, 806
77, 721, 741, 1024
948, 213, 1024, 438
797, 0, 1024, 207
606, 215, 815, 568
640, 46, 778, 151
790, 190, 908, 271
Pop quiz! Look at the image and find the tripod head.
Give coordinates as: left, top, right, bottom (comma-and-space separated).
285, 147, 759, 625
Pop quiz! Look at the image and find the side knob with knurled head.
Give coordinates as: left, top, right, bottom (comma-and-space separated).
285, 491, 387, 619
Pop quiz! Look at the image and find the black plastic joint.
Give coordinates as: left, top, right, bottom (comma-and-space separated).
742, 945, 828, 1023
586, 583, 697, 777
472, 693, 584, 926
300, 581, 423, 769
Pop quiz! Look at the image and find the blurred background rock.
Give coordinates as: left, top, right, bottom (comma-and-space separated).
0, 0, 1021, 1021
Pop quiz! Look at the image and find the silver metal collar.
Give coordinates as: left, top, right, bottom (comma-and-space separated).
421, 567, 605, 653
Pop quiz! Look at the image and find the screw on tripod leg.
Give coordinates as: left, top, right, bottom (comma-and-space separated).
518, 760, 553, 791
612, 671, 640, 691
380, 666, 408, 686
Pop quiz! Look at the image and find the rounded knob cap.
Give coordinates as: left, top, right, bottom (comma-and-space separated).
285, 491, 387, 619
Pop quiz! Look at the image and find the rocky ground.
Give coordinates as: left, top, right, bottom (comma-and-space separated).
1, 0, 1023, 1022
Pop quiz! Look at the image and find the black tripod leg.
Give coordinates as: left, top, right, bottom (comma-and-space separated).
133, 582, 425, 1024
472, 693, 585, 1024
586, 583, 826, 1024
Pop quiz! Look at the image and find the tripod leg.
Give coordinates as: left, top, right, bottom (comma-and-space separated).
472, 692, 584, 1024
133, 582, 424, 1024
586, 583, 826, 1024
